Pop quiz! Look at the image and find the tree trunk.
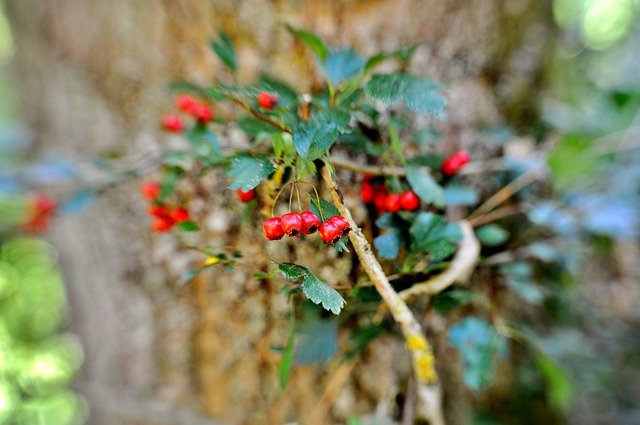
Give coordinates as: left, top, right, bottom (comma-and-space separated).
3, 0, 553, 423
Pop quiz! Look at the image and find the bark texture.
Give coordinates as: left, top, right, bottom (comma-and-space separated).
4, 0, 553, 424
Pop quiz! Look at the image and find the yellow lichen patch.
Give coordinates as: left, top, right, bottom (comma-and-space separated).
204, 256, 220, 266
415, 353, 437, 383
407, 334, 428, 352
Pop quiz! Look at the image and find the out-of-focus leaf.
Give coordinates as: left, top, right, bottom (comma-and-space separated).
284, 25, 328, 61
405, 165, 445, 208
325, 48, 365, 85
374, 231, 400, 260
278, 327, 296, 390
535, 353, 573, 410
210, 32, 236, 72
476, 224, 509, 246
61, 190, 95, 214
444, 184, 479, 206
448, 317, 507, 391
226, 154, 275, 191
409, 212, 461, 261
294, 319, 338, 364
365, 73, 446, 116
500, 262, 544, 303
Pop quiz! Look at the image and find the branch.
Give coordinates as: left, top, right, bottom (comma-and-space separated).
330, 156, 506, 177
228, 97, 291, 133
399, 220, 480, 302
321, 165, 444, 425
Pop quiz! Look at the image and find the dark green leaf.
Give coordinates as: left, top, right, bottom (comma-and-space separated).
476, 224, 509, 246
374, 231, 400, 260
405, 165, 445, 208
278, 327, 296, 390
187, 125, 223, 156
334, 238, 350, 253
432, 288, 480, 314
535, 353, 573, 410
226, 154, 275, 191
325, 48, 365, 85
237, 116, 277, 136
277, 262, 346, 315
409, 212, 462, 261
310, 197, 340, 222
364, 73, 446, 116
177, 221, 199, 232
448, 317, 507, 391
292, 109, 351, 160
285, 25, 328, 61
210, 32, 236, 72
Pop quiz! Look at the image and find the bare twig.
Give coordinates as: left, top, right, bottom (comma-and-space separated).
307, 359, 358, 425
321, 165, 444, 425
228, 97, 291, 133
467, 169, 540, 220
468, 204, 523, 227
399, 221, 480, 303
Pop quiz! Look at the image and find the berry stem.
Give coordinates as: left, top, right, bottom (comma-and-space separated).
320, 164, 444, 425
227, 97, 291, 133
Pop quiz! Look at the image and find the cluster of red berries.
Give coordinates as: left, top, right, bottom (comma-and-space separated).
141, 181, 191, 232
161, 94, 215, 133
360, 175, 420, 214
442, 150, 470, 176
263, 211, 351, 244
22, 195, 57, 233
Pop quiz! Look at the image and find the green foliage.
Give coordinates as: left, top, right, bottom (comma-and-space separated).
278, 325, 296, 390
548, 134, 603, 191
476, 224, 509, 246
374, 231, 401, 260
365, 73, 446, 115
210, 32, 237, 72
277, 263, 346, 314
405, 165, 445, 208
535, 353, 573, 410
325, 48, 365, 85
284, 25, 328, 62
448, 317, 507, 391
500, 262, 544, 304
226, 154, 275, 191
292, 109, 351, 160
409, 212, 462, 261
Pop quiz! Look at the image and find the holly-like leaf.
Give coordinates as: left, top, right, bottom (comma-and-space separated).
365, 73, 446, 116
325, 48, 365, 85
285, 25, 328, 61
226, 154, 275, 191
476, 224, 509, 246
405, 165, 445, 208
374, 231, 400, 260
448, 317, 508, 391
292, 109, 351, 160
409, 212, 462, 261
277, 262, 346, 315
210, 32, 236, 72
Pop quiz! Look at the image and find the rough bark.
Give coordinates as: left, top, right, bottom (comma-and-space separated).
3, 0, 553, 424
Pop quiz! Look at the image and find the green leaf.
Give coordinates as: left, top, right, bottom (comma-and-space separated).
285, 25, 328, 61
364, 46, 418, 71
237, 116, 277, 136
412, 128, 442, 146
325, 48, 365, 85
278, 327, 296, 390
364, 73, 446, 115
548, 134, 602, 191
499, 262, 544, 303
176, 268, 202, 286
177, 221, 199, 232
210, 83, 262, 100
409, 212, 462, 261
226, 154, 275, 191
535, 353, 573, 410
444, 184, 479, 206
448, 317, 507, 391
374, 231, 400, 260
210, 32, 236, 72
388, 120, 406, 165
187, 125, 223, 157
294, 319, 338, 364
258, 75, 299, 106
432, 288, 480, 314
405, 165, 445, 208
277, 263, 346, 315
476, 224, 509, 246
292, 109, 351, 160
310, 197, 340, 222
334, 238, 350, 253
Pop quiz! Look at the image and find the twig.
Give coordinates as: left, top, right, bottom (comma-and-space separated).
228, 97, 291, 133
330, 156, 506, 177
467, 169, 540, 220
321, 165, 444, 425
399, 221, 480, 303
468, 204, 523, 227
307, 359, 358, 425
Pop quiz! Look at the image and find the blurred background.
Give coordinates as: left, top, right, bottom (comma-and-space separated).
0, 0, 638, 424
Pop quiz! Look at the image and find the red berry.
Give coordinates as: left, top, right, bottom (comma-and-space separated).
34, 195, 57, 215
384, 194, 401, 213
141, 182, 161, 200
400, 191, 420, 211
171, 207, 190, 223
22, 215, 50, 234
236, 188, 257, 203
299, 210, 320, 235
263, 217, 285, 240
257, 92, 278, 109
319, 221, 342, 244
190, 103, 214, 123
363, 173, 374, 182
374, 190, 388, 213
152, 215, 175, 232
442, 150, 470, 176
148, 204, 169, 218
175, 94, 198, 112
162, 114, 184, 133
360, 182, 375, 203
328, 215, 351, 237
280, 212, 303, 236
